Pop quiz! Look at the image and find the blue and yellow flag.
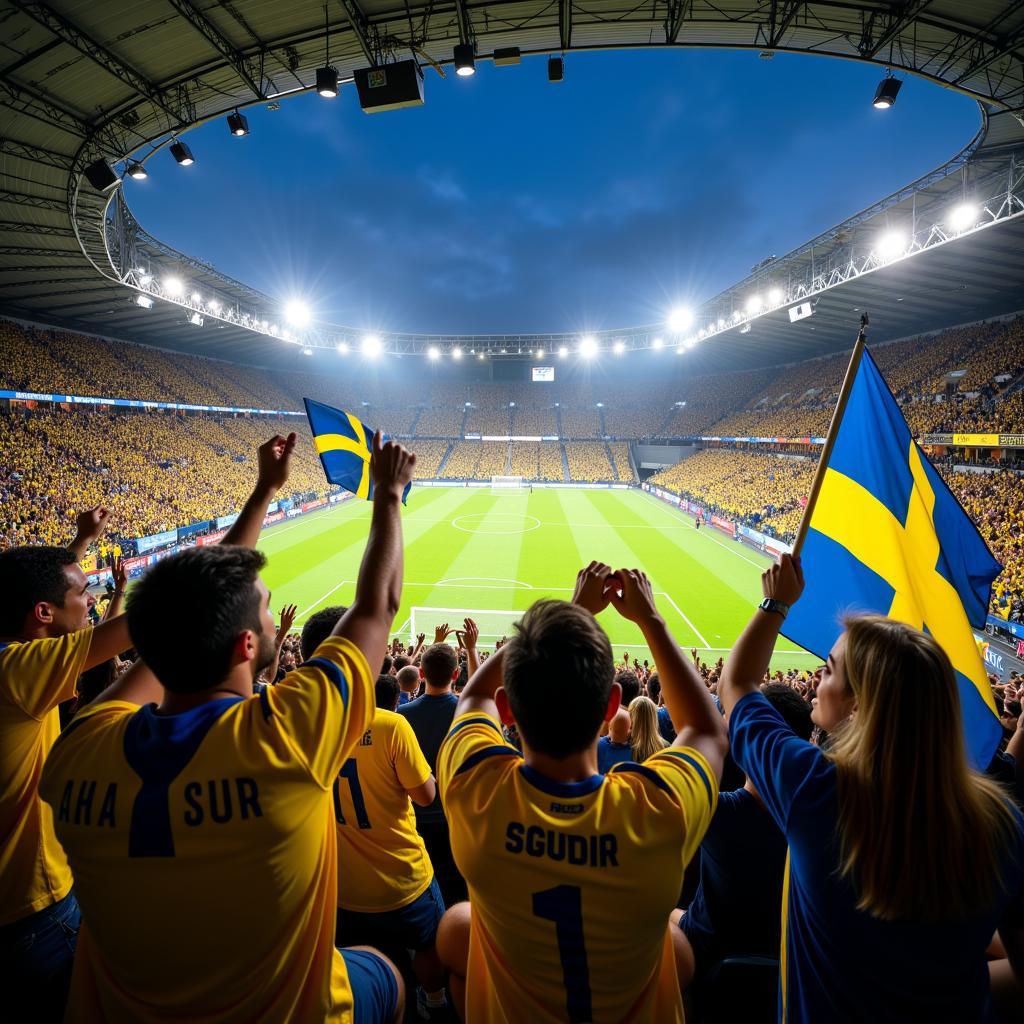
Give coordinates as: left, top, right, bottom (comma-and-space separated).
785, 347, 1002, 768
303, 398, 411, 503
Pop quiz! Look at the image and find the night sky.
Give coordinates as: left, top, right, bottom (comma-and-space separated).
128, 49, 978, 336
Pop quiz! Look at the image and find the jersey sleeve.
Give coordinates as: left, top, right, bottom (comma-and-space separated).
630, 746, 720, 866
437, 710, 519, 803
728, 690, 829, 833
263, 636, 373, 788
0, 628, 93, 720
391, 714, 432, 792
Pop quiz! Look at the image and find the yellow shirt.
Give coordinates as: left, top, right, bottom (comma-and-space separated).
438, 711, 718, 1024
0, 630, 92, 924
39, 636, 372, 1023
335, 708, 433, 913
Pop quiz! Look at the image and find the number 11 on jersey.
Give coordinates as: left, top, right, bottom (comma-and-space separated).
532, 884, 592, 1023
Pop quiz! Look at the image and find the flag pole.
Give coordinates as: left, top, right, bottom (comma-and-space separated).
791, 313, 869, 557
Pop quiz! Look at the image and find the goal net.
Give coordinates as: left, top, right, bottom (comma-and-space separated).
410, 606, 524, 646
491, 475, 526, 495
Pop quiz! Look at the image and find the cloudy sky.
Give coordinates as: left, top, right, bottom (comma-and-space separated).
128, 49, 978, 335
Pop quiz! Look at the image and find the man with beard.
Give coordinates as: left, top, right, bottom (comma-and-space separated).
40, 432, 416, 1023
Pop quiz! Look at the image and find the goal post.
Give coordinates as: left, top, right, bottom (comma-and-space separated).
410, 606, 524, 646
491, 475, 526, 495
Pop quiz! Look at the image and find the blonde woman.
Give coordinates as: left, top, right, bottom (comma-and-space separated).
629, 695, 668, 763
718, 553, 1024, 1022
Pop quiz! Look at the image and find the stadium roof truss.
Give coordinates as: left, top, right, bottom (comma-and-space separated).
1, 1, 1024, 371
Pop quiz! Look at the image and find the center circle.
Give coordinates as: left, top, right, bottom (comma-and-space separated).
451, 512, 542, 535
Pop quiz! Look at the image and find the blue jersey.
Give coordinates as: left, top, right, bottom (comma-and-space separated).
596, 737, 633, 774
730, 691, 1024, 1023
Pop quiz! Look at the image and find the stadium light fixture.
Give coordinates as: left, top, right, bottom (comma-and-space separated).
302, 347, 313, 356
84, 159, 119, 191
876, 231, 905, 260
170, 140, 194, 166
558, 345, 569, 358
190, 291, 201, 302
164, 276, 184, 297
362, 334, 382, 357
452, 346, 463, 359
579, 336, 598, 358
208, 299, 220, 312
537, 348, 544, 358
872, 73, 902, 109
478, 352, 486, 360
126, 161, 148, 181
337, 342, 348, 354
454, 43, 476, 77
949, 203, 979, 232
317, 67, 339, 98
284, 300, 312, 328
652, 337, 663, 350
745, 294, 762, 314
227, 111, 249, 136
135, 294, 154, 308
768, 287, 783, 304
667, 307, 694, 333
548, 56, 564, 83
428, 346, 440, 360
613, 340, 625, 355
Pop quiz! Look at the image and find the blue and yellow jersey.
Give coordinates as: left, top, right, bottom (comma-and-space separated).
437, 710, 718, 1023
334, 708, 433, 912
39, 636, 373, 1024
0, 629, 92, 925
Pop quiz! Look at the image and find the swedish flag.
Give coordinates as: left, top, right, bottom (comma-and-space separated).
785, 346, 1002, 769
303, 398, 411, 503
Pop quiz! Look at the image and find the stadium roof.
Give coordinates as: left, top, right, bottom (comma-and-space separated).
2, 0, 1024, 372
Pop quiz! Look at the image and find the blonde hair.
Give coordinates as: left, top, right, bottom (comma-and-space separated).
628, 696, 667, 763
829, 615, 1019, 922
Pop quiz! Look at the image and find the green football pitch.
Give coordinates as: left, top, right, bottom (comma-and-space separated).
258, 487, 819, 671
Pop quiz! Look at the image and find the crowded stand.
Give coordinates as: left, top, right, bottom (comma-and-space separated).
437, 441, 509, 480
608, 441, 636, 481
563, 442, 617, 481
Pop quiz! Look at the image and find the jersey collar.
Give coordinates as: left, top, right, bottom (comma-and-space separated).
518, 763, 604, 797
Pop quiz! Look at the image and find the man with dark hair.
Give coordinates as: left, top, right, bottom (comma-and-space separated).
647, 672, 677, 742
676, 682, 814, 1002
375, 672, 401, 711
40, 432, 415, 1024
396, 664, 420, 706
0, 506, 130, 1022
436, 563, 727, 1021
399, 625, 473, 907
615, 667, 641, 708
382, 654, 394, 676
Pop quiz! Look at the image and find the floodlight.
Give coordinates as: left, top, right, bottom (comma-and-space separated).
579, 336, 598, 357
317, 67, 339, 98
428, 346, 440, 360
652, 337, 663, 350
170, 140, 194, 166
768, 287, 783, 304
84, 159, 119, 191
537, 348, 544, 358
227, 111, 249, 136
613, 340, 625, 355
190, 291, 201, 302
949, 203, 979, 232
208, 299, 220, 312
452, 346, 462, 359
362, 334, 382, 357
454, 43, 476, 77
126, 161, 148, 180
138, 272, 153, 286
189, 312, 204, 326
163, 276, 184, 296
337, 342, 349, 354
548, 56, 564, 82
872, 74, 902, 109
478, 352, 485, 360
676, 345, 685, 354
302, 347, 313, 356
135, 294, 154, 308
284, 300, 311, 328
558, 345, 569, 358
876, 231, 905, 260
745, 294, 762, 314
667, 307, 693, 333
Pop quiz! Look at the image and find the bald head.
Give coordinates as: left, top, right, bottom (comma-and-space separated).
608, 707, 631, 744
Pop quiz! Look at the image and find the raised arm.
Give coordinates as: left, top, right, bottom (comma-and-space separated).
609, 569, 727, 777
455, 645, 507, 720
330, 434, 415, 663
102, 557, 127, 622
718, 553, 804, 718
69, 505, 111, 563
262, 604, 297, 685
461, 617, 480, 678
221, 432, 297, 548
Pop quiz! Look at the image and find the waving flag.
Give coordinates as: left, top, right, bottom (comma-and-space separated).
786, 343, 1002, 769
304, 398, 411, 503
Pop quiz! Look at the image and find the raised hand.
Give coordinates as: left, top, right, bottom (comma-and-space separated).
608, 568, 660, 625
74, 505, 111, 546
435, 623, 453, 644
461, 617, 479, 651
278, 603, 298, 638
763, 553, 805, 606
370, 431, 416, 497
256, 433, 297, 495
572, 561, 615, 616
111, 556, 128, 593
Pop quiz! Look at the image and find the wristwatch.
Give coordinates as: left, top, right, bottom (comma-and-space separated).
758, 597, 790, 619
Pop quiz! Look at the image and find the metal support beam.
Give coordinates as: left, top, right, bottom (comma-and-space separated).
0, 76, 90, 136
0, 190, 66, 211
861, 0, 934, 59
336, 0, 376, 65
664, 0, 693, 45
10, 1, 191, 127
768, 1, 803, 50
0, 138, 74, 170
453, 0, 475, 47
0, 245, 81, 257
559, 0, 572, 52
0, 221, 74, 236
953, 18, 1024, 84
165, 0, 265, 99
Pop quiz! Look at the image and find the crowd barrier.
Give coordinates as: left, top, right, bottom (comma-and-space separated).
1, 388, 303, 417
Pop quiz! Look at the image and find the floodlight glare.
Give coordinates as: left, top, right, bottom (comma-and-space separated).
652, 337, 664, 350
164, 277, 184, 297
362, 334, 382, 357
189, 312, 204, 326
872, 74, 902, 109
138, 272, 152, 286
876, 231, 905, 260
537, 348, 544, 358
169, 140, 194, 166
317, 67, 339, 98
949, 203, 979, 232
768, 287, 783, 304
613, 340, 625, 355
454, 43, 476, 77
558, 345, 569, 358
284, 300, 312, 328
428, 346, 440, 360
676, 345, 685, 354
302, 347, 313, 356
227, 111, 249, 136
478, 352, 485, 360
452, 346, 462, 359
579, 336, 598, 358
667, 307, 694, 333
716, 318, 725, 329
208, 299, 220, 312
190, 291, 201, 302
337, 342, 349, 354
126, 161, 148, 180
745, 294, 762, 314
136, 294, 154, 308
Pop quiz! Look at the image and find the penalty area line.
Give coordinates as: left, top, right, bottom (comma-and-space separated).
659, 592, 709, 648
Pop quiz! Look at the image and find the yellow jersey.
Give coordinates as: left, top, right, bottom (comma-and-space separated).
39, 636, 373, 1024
0, 630, 92, 925
334, 708, 433, 913
437, 711, 718, 1024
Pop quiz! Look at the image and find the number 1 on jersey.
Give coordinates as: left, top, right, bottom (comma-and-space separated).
334, 759, 371, 829
532, 884, 592, 1022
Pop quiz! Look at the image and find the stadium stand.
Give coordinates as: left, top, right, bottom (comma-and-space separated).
563, 442, 616, 481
